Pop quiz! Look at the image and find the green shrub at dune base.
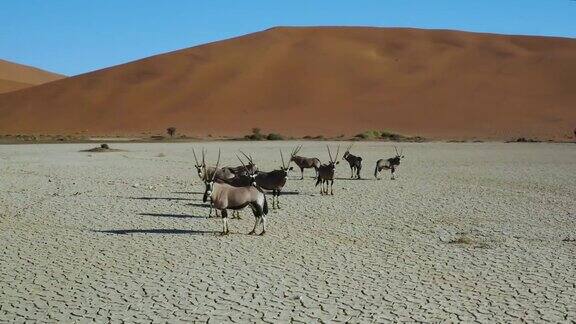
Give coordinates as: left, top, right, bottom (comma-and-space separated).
354, 130, 425, 142
244, 134, 266, 141
266, 133, 284, 140
243, 128, 285, 141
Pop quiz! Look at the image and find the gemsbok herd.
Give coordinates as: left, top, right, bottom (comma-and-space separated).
193, 144, 405, 235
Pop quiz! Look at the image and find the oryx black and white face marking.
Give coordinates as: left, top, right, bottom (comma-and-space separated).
248, 173, 257, 186
203, 180, 214, 203
280, 166, 293, 179
193, 147, 209, 181
195, 164, 205, 178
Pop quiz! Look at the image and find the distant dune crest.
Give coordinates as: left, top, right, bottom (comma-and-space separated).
0, 27, 575, 140
0, 59, 64, 94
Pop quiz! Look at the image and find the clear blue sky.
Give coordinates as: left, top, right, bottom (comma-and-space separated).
2, 0, 575, 76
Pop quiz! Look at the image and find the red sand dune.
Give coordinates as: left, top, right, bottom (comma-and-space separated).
0, 59, 64, 94
0, 27, 575, 139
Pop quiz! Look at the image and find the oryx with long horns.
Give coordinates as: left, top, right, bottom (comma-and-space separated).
290, 145, 321, 180
227, 151, 258, 176
316, 145, 340, 195
207, 153, 260, 219
374, 146, 405, 180
342, 143, 363, 179
254, 147, 297, 209
203, 150, 269, 235
192, 148, 209, 181
193, 148, 236, 182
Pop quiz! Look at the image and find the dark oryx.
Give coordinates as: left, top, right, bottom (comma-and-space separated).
374, 146, 405, 180
316, 145, 340, 195
290, 145, 321, 179
203, 150, 269, 235
342, 143, 363, 179
254, 147, 297, 209
227, 151, 258, 176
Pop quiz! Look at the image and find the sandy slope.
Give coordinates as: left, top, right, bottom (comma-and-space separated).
1, 141, 575, 322
0, 27, 575, 139
0, 59, 64, 94
0, 79, 31, 94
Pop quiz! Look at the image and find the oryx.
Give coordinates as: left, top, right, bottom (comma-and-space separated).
203, 150, 269, 235
210, 154, 261, 219
192, 148, 236, 182
374, 146, 405, 180
192, 148, 209, 181
193, 148, 234, 218
290, 145, 321, 179
342, 143, 363, 179
254, 147, 297, 209
226, 151, 258, 176
316, 145, 340, 195
209, 151, 258, 180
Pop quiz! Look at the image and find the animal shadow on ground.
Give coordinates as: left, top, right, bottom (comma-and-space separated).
277, 191, 301, 195
120, 196, 192, 201
139, 212, 205, 219
186, 203, 211, 208
335, 177, 373, 181
95, 228, 218, 235
275, 191, 317, 197
172, 191, 204, 195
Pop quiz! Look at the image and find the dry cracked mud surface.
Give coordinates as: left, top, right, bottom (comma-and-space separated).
1, 142, 575, 322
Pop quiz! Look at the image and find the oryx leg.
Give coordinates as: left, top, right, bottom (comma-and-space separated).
376, 166, 385, 180
249, 202, 265, 235
260, 215, 267, 236
350, 167, 354, 179
300, 167, 304, 180
276, 190, 281, 209
391, 166, 396, 180
330, 179, 334, 195
221, 209, 229, 235
211, 205, 220, 218
248, 216, 260, 235
357, 165, 362, 179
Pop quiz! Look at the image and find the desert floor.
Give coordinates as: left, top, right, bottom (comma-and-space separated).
1, 141, 575, 322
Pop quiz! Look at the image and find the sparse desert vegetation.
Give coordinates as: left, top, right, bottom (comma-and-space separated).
508, 137, 541, 143
266, 133, 284, 140
80, 143, 123, 152
243, 128, 286, 141
354, 130, 425, 142
166, 127, 177, 138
